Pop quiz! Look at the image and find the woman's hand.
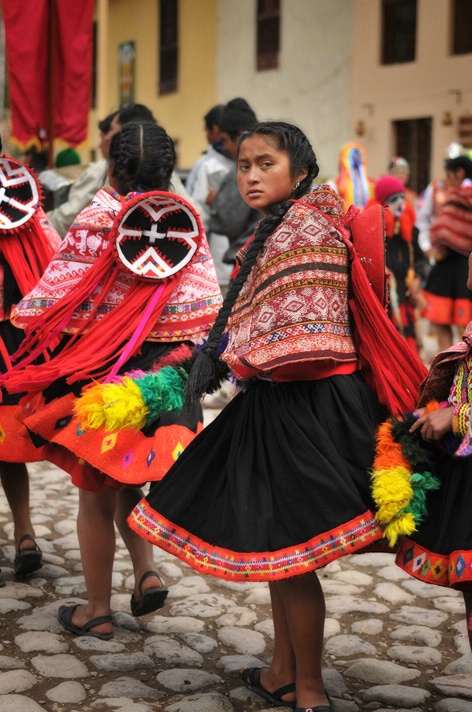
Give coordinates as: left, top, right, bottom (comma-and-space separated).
409, 406, 453, 440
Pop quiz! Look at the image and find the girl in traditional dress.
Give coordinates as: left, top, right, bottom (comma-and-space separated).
118, 122, 426, 710
0, 137, 62, 579
377, 249, 472, 652
1, 121, 222, 639
366, 175, 428, 354
420, 155, 472, 351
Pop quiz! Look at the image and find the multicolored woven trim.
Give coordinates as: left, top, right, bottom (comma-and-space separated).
397, 538, 472, 588
128, 502, 383, 582
370, 405, 441, 547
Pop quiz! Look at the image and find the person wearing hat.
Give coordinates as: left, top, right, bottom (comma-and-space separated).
387, 156, 417, 207
367, 175, 428, 354
55, 147, 81, 169
0, 136, 62, 581
208, 98, 260, 267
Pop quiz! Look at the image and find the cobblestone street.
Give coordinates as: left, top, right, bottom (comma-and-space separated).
1, 336, 472, 712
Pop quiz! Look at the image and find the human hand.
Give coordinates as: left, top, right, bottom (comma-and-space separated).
409, 406, 453, 440
205, 188, 218, 206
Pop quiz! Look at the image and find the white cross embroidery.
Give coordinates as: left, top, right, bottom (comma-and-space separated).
0, 187, 11, 205
142, 222, 166, 244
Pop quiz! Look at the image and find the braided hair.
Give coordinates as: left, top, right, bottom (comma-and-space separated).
108, 120, 176, 195
185, 121, 319, 404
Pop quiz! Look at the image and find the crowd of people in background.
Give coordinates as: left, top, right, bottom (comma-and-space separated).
17, 99, 472, 368
0, 98, 471, 712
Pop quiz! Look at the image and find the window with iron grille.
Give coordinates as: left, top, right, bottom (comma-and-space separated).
256, 0, 280, 71
159, 0, 178, 94
452, 0, 472, 55
381, 0, 417, 65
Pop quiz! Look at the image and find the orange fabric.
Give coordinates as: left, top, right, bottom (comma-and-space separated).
422, 292, 472, 327
22, 391, 203, 487
0, 404, 45, 462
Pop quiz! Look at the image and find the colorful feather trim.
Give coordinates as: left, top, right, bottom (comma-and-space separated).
74, 366, 188, 432
370, 404, 441, 547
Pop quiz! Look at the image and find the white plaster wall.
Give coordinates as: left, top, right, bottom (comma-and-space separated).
217, 0, 353, 180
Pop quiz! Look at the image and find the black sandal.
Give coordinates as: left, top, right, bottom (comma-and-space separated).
130, 570, 168, 617
14, 534, 42, 578
241, 667, 296, 709
58, 604, 113, 640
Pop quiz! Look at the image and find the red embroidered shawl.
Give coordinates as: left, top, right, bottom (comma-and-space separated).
12, 187, 222, 342
222, 187, 357, 380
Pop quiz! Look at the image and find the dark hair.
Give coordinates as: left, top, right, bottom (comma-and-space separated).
444, 155, 472, 180
219, 98, 257, 141
204, 104, 225, 130
117, 103, 157, 126
98, 111, 118, 134
185, 121, 319, 404
108, 121, 176, 195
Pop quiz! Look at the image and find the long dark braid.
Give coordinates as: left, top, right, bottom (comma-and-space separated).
185, 121, 319, 404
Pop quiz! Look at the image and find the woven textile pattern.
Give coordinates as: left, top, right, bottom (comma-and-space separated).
223, 187, 357, 379
12, 188, 222, 342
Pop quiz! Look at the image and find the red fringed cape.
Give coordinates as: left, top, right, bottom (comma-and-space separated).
4, 187, 222, 395
223, 186, 427, 415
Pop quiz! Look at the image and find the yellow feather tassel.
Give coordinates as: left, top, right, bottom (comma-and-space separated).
383, 512, 416, 547
371, 465, 413, 523
74, 383, 107, 430
102, 378, 149, 431
74, 378, 150, 431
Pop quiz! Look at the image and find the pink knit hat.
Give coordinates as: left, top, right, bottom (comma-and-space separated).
374, 175, 404, 205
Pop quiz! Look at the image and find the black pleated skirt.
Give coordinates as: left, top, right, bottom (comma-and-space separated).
397, 452, 472, 589
129, 372, 386, 581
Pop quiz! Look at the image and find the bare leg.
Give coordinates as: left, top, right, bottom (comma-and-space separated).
71, 487, 117, 637
463, 589, 472, 652
434, 323, 453, 352
275, 571, 329, 708
253, 582, 296, 705
0, 462, 37, 550
115, 488, 164, 598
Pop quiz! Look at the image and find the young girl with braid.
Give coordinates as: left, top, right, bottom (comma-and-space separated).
0, 121, 222, 639
121, 122, 427, 711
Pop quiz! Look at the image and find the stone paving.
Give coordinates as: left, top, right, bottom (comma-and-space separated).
0, 396, 471, 712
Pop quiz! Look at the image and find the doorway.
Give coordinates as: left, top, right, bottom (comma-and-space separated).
393, 117, 432, 194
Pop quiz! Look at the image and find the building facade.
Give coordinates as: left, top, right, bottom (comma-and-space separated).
352, 0, 472, 192
1, 0, 471, 191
